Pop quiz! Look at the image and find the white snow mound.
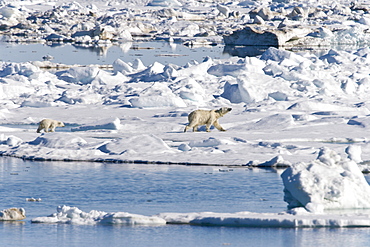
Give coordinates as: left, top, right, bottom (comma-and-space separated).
281, 147, 370, 213
31, 205, 166, 225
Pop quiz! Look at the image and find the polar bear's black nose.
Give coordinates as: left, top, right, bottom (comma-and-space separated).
228, 108, 232, 111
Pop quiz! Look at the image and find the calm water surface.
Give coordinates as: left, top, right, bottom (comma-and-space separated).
0, 40, 364, 67
0, 41, 230, 67
1, 157, 370, 247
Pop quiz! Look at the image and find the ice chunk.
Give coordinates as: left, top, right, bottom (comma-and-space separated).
224, 26, 312, 46
255, 155, 291, 167
129, 82, 186, 108
147, 0, 182, 7
60, 66, 100, 85
158, 210, 370, 227
260, 47, 306, 63
0, 208, 25, 221
345, 145, 362, 163
221, 82, 243, 104
281, 147, 370, 212
113, 59, 133, 74
6, 135, 22, 146
189, 137, 222, 147
32, 205, 165, 225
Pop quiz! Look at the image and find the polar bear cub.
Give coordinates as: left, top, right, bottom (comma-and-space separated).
184, 107, 232, 132
37, 119, 65, 133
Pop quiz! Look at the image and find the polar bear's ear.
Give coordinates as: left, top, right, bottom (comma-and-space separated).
217, 107, 226, 113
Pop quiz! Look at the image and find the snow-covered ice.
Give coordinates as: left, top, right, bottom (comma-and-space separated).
2, 46, 370, 168
158, 209, 370, 227
0, 207, 26, 221
31, 205, 166, 225
282, 147, 370, 213
2, 0, 370, 229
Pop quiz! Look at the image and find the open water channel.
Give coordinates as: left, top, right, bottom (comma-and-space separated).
0, 41, 231, 66
2, 157, 370, 247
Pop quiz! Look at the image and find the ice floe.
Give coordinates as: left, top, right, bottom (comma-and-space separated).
282, 147, 370, 213
0, 207, 26, 221
31, 205, 166, 225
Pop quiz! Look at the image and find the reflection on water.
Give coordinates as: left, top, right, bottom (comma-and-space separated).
0, 41, 230, 66
223, 43, 370, 58
223, 45, 274, 57
1, 38, 368, 69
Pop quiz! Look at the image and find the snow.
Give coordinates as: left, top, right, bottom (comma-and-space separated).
31, 205, 166, 225
282, 147, 370, 213
0, 208, 26, 221
3, 0, 370, 228
158, 209, 370, 227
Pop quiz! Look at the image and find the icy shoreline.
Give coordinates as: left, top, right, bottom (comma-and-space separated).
28, 205, 370, 228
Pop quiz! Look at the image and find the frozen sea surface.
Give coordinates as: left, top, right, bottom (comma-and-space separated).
2, 157, 370, 247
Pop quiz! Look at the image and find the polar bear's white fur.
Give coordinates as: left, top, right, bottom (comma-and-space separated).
37, 119, 65, 133
184, 107, 232, 132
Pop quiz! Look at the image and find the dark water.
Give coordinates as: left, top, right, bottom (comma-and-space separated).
1, 157, 370, 247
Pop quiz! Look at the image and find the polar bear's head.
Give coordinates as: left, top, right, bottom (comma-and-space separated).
57, 121, 65, 127
216, 107, 232, 117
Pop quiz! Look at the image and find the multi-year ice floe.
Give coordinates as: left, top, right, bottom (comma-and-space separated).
282, 147, 370, 213
223, 26, 313, 46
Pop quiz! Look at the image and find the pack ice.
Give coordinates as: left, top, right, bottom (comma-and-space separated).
3, 0, 370, 227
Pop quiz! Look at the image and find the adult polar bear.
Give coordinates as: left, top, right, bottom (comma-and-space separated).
184, 107, 232, 132
37, 119, 65, 133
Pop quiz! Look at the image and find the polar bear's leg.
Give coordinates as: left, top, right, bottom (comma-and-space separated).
36, 126, 43, 133
49, 123, 56, 132
184, 122, 198, 132
205, 121, 213, 132
213, 120, 226, 131
206, 117, 217, 132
